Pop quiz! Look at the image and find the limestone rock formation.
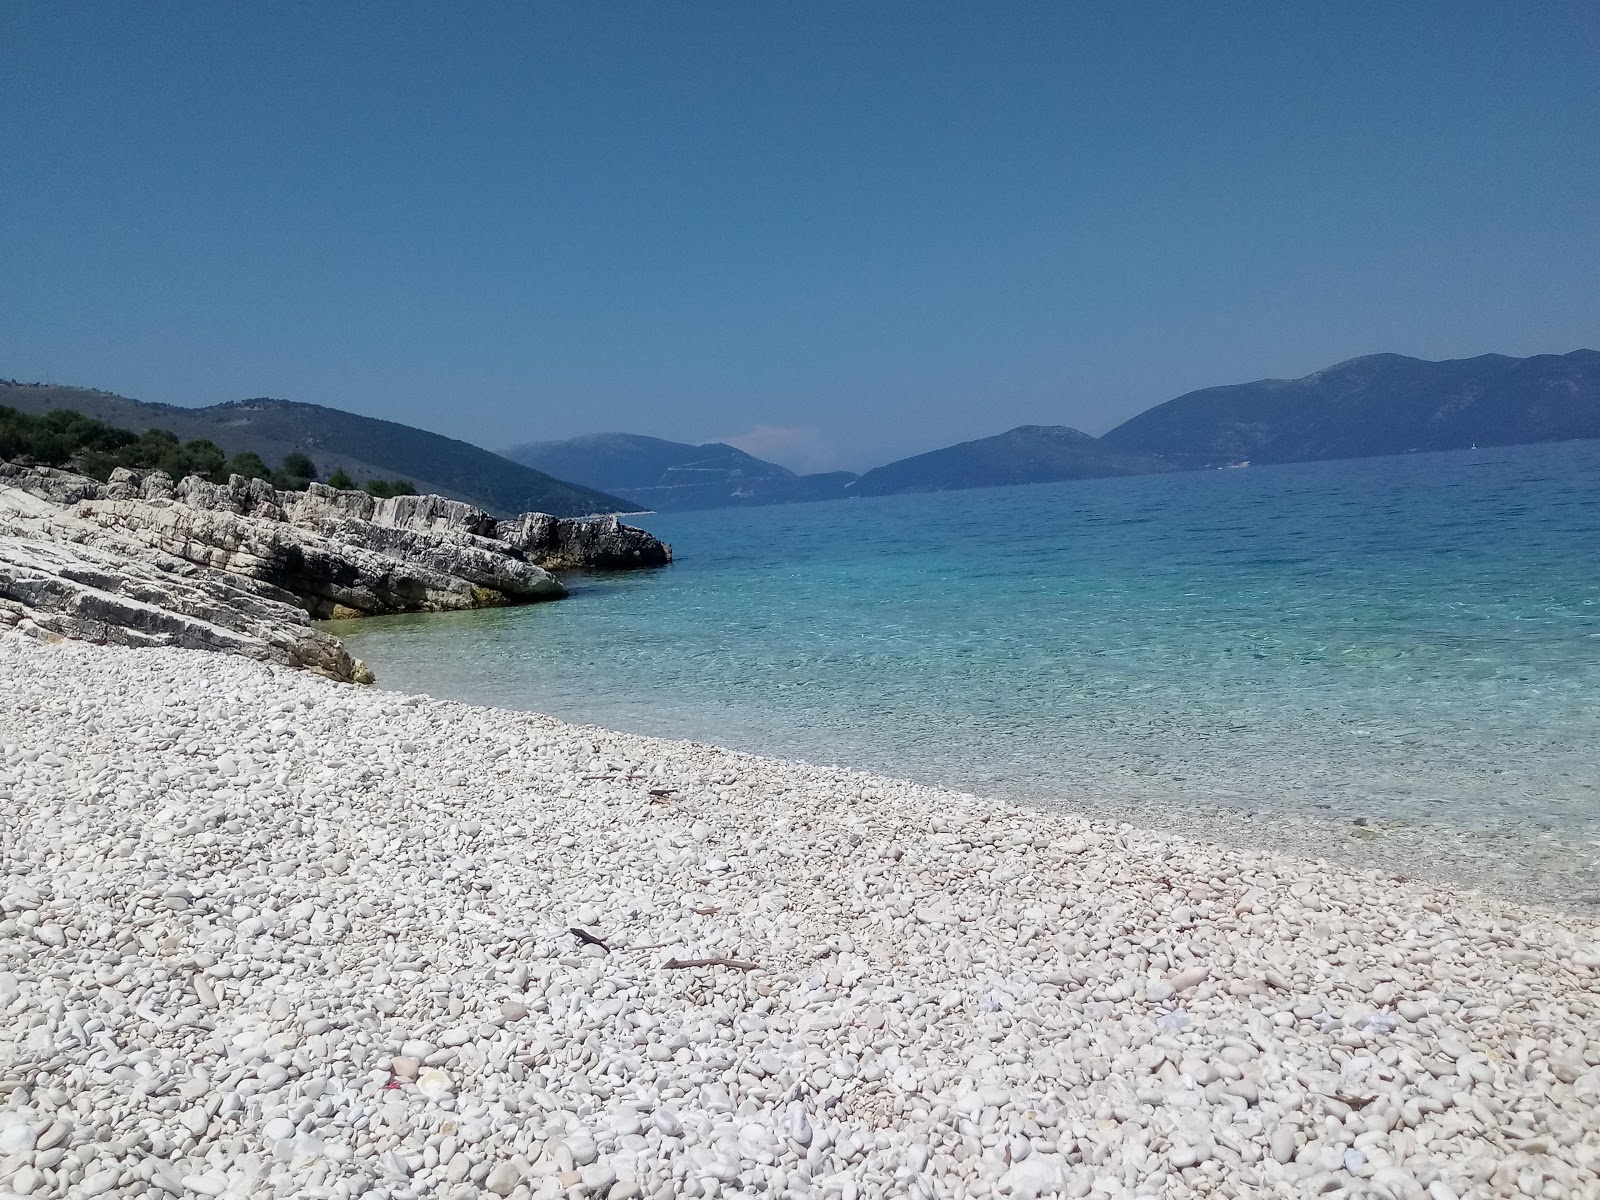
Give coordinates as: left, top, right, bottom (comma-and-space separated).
497, 510, 677, 571
0, 464, 671, 681
0, 487, 370, 683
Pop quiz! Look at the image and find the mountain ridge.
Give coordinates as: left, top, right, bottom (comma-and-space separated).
1100, 349, 1600, 467
0, 384, 632, 517
513, 349, 1600, 506
9, 348, 1598, 516
846, 424, 1174, 496
507, 431, 861, 512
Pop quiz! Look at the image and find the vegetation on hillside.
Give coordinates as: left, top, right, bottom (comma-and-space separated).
0, 405, 318, 488
1, 383, 636, 516
327, 467, 417, 498
363, 478, 417, 498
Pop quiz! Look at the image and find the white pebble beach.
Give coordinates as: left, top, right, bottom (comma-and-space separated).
1, 638, 1597, 1200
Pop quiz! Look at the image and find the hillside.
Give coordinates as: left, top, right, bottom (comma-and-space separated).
507, 432, 858, 511
1100, 350, 1600, 467
509, 351, 1600, 510
0, 384, 632, 517
16, 347, 1597, 518
847, 425, 1174, 496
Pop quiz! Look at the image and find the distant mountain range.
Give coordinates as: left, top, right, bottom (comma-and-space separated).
8, 349, 1597, 518
0, 384, 630, 517
505, 432, 858, 511
510, 350, 1600, 509
848, 425, 1174, 496
1099, 350, 1600, 467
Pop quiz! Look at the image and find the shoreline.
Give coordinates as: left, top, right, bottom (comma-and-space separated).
312, 636, 1600, 916
1018, 791, 1600, 919
2, 638, 1598, 1200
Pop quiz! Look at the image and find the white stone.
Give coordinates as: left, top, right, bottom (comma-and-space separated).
998, 1153, 1064, 1199
0, 639, 1597, 1200
416, 1068, 454, 1099
484, 1161, 522, 1197
78, 1168, 121, 1197
0, 1123, 36, 1155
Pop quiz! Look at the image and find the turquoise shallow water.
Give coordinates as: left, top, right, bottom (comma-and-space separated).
330, 441, 1600, 858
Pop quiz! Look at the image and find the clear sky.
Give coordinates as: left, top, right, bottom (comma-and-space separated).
3, 3, 1597, 472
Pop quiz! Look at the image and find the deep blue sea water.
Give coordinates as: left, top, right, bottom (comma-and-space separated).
330, 441, 1600, 857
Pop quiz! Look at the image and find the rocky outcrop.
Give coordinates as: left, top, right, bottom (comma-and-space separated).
0, 464, 671, 681
0, 495, 370, 683
497, 510, 677, 570
75, 492, 566, 619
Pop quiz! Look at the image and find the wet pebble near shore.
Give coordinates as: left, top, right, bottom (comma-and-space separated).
1, 638, 1598, 1200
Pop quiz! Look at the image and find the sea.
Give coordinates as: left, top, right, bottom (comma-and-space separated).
328, 440, 1600, 903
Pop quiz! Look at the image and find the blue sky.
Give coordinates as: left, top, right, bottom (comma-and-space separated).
3, 3, 1597, 471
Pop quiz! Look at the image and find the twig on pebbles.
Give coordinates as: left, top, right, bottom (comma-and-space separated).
568, 926, 610, 951
663, 956, 760, 971
1336, 1094, 1379, 1110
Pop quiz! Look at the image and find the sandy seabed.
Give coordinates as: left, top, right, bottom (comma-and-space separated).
0, 638, 1597, 1200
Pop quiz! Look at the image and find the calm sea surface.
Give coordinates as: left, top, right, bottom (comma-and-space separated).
329, 442, 1600, 870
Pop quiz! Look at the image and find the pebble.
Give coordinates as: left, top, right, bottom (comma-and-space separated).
77, 1167, 121, 1196
390, 1055, 420, 1079
416, 1067, 453, 1099
1269, 1124, 1298, 1164
0, 639, 1596, 1200
484, 1161, 522, 1196
0, 1121, 36, 1155
654, 1109, 683, 1138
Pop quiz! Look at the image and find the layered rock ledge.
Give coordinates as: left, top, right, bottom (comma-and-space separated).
0, 464, 669, 683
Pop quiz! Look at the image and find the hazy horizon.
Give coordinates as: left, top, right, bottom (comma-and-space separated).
4, 4, 1598, 473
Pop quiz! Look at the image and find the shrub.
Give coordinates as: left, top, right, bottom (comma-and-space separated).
0, 405, 328, 490
364, 478, 418, 499
2, 405, 135, 469
0, 406, 427, 499
226, 451, 276, 482
281, 451, 316, 480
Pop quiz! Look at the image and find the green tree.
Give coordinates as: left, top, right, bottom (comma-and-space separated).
273, 451, 318, 490
364, 478, 418, 499
281, 451, 316, 479
327, 467, 355, 490
226, 451, 275, 482
2, 405, 283, 486
0, 405, 137, 471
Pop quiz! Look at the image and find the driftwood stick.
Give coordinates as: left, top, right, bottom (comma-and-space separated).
569, 927, 610, 951
663, 956, 760, 971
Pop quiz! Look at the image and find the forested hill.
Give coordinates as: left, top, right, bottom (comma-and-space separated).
1099, 350, 1600, 467
848, 425, 1173, 495
0, 384, 632, 517
508, 431, 859, 511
